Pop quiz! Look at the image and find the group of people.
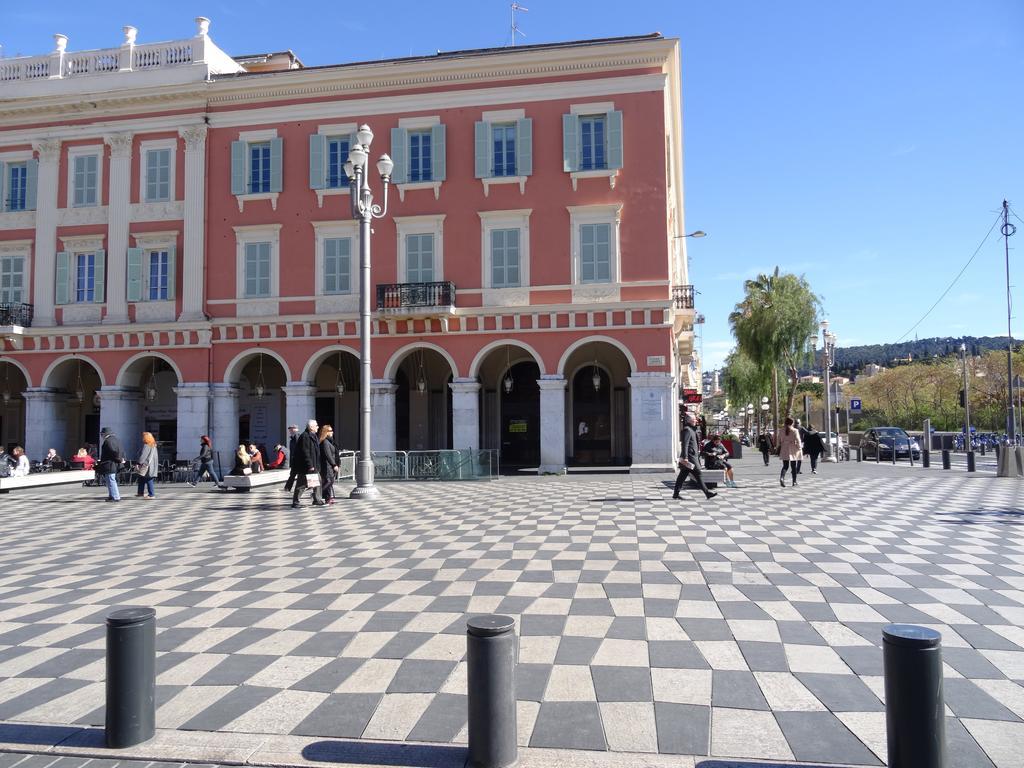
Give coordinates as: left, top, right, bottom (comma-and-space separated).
0, 445, 30, 477
757, 418, 826, 487
284, 420, 343, 508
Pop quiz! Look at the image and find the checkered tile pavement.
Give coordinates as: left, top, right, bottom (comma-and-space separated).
0, 460, 1022, 766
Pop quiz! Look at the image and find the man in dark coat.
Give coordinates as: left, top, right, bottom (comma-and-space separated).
98, 427, 124, 502
673, 412, 717, 500
803, 423, 825, 474
291, 420, 325, 508
283, 424, 300, 492
796, 419, 810, 474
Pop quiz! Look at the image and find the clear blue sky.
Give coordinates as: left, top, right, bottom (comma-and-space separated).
4, 1, 1022, 370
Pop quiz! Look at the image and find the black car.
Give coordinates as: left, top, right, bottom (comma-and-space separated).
861, 427, 921, 460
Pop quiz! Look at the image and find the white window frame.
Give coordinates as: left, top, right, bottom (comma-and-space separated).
478, 209, 531, 290
233, 224, 281, 300
479, 109, 528, 196
394, 214, 445, 284
567, 204, 622, 285
568, 101, 620, 190
66, 145, 104, 208
138, 138, 177, 203
396, 116, 442, 201
132, 231, 178, 303
315, 123, 357, 207
0, 239, 32, 305
235, 129, 279, 211
311, 220, 358, 296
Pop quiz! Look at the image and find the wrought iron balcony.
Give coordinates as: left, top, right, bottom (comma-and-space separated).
0, 302, 33, 328
672, 285, 695, 310
377, 282, 456, 313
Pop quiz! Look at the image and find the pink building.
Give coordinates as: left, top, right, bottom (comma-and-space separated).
0, 20, 699, 472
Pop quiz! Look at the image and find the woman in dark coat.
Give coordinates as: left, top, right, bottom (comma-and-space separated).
804, 424, 825, 474
318, 425, 339, 504
757, 432, 773, 466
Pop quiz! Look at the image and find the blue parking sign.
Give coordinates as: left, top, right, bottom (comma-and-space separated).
850, 398, 862, 413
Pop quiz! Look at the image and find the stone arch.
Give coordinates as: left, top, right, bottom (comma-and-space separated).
223, 347, 293, 384
41, 354, 107, 389
301, 344, 360, 385
0, 357, 32, 388
115, 351, 184, 388
468, 339, 546, 379
383, 342, 459, 381
557, 335, 638, 377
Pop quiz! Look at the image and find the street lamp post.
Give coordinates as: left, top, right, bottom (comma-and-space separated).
345, 125, 393, 500
820, 321, 837, 462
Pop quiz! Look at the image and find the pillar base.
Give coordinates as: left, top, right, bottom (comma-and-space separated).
349, 483, 381, 500
538, 464, 567, 475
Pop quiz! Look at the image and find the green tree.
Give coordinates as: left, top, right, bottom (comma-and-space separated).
721, 348, 770, 408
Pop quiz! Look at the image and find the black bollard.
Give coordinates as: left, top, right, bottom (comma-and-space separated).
467, 615, 517, 768
922, 450, 930, 468
966, 451, 976, 473
941, 450, 951, 469
883, 625, 946, 768
106, 607, 156, 748
856, 445, 862, 463
980, 442, 986, 456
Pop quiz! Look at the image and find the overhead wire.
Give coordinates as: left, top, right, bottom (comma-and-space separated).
894, 210, 1003, 342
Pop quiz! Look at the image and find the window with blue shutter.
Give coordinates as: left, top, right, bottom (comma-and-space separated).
73, 154, 99, 207
579, 116, 607, 171
244, 242, 271, 297
324, 237, 352, 294
408, 131, 432, 182
148, 250, 170, 301
325, 137, 351, 189
75, 253, 96, 302
249, 143, 271, 194
406, 234, 434, 283
491, 228, 521, 287
0, 255, 25, 304
492, 125, 516, 177
126, 247, 143, 302
580, 223, 611, 283
145, 149, 171, 202
5, 163, 27, 212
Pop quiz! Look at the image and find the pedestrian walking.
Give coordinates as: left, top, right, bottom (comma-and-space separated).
283, 424, 300, 493
98, 427, 124, 502
292, 419, 325, 508
703, 434, 738, 487
192, 435, 224, 487
673, 412, 717, 500
757, 431, 773, 466
135, 432, 159, 499
803, 423, 825, 474
777, 417, 803, 487
319, 425, 339, 504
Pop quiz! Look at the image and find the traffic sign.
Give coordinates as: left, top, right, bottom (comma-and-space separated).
850, 398, 862, 413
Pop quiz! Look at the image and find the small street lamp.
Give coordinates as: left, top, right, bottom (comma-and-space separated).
345, 124, 393, 501
820, 321, 838, 462
673, 230, 707, 239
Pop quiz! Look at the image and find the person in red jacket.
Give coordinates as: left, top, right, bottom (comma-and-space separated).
267, 444, 287, 469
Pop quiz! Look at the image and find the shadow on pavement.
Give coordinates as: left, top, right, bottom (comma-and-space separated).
697, 762, 841, 768
937, 508, 1024, 525
302, 740, 467, 767
0, 722, 84, 746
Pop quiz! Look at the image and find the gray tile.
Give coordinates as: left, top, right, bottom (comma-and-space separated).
0, 679, 89, 720
520, 615, 566, 636
387, 660, 457, 694
796, 673, 884, 712
554, 637, 602, 665
291, 693, 383, 738
591, 666, 653, 702
179, 685, 279, 731
943, 679, 1021, 721
530, 702, 605, 750
776, 710, 882, 765
677, 618, 732, 641
834, 645, 885, 676
516, 663, 552, 701
791, 601, 838, 622
290, 632, 354, 657
655, 702, 710, 755
649, 641, 710, 670
607, 617, 647, 640
193, 654, 277, 685
407, 693, 468, 742
952, 624, 1024, 651
19, 649, 105, 678
291, 657, 366, 693
712, 670, 769, 710
946, 716, 995, 768
206, 628, 277, 654
376, 632, 433, 659
942, 647, 1007, 679
738, 641, 789, 672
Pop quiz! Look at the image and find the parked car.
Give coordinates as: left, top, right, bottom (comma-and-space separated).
860, 427, 921, 460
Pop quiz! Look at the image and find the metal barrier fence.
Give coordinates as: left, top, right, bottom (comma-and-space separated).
371, 449, 499, 481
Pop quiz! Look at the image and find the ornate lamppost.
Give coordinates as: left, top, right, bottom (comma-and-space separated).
820, 321, 838, 462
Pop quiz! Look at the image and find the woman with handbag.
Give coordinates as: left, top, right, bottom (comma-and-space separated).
318, 425, 339, 505
230, 445, 252, 476
777, 417, 803, 487
135, 432, 159, 499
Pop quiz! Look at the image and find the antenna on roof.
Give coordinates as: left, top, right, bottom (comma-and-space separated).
510, 2, 528, 47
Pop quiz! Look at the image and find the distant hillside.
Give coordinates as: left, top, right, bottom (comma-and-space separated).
834, 336, 1019, 376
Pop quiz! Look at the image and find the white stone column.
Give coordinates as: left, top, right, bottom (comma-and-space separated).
174, 383, 210, 461
370, 379, 398, 452
178, 125, 208, 322
449, 378, 481, 450
98, 386, 144, 461
103, 133, 133, 324
211, 384, 239, 469
538, 375, 567, 474
31, 139, 61, 327
23, 388, 68, 460
628, 373, 677, 470
283, 383, 317, 432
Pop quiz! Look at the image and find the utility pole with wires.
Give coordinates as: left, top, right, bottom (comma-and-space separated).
510, 2, 528, 46
1003, 199, 1018, 442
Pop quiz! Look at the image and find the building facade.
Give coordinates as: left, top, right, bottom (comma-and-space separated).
0, 20, 698, 471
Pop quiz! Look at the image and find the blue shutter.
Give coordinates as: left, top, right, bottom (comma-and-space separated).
166, 245, 177, 300
474, 121, 490, 179
389, 128, 407, 184
0, 163, 5, 210
516, 118, 533, 177
126, 247, 143, 302
93, 250, 106, 303
430, 124, 446, 182
25, 159, 38, 211
230, 140, 247, 195
562, 114, 579, 172
269, 137, 283, 193
606, 110, 623, 170
309, 134, 326, 190
55, 251, 71, 305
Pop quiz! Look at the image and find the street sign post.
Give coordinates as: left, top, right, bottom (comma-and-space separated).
850, 398, 862, 413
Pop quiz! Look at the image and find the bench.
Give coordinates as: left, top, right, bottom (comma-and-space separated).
700, 469, 726, 488
0, 469, 98, 493
221, 469, 290, 491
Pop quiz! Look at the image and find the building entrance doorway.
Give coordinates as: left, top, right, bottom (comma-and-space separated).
499, 361, 540, 468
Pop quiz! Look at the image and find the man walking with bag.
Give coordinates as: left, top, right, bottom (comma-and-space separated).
283, 424, 300, 493
673, 412, 717, 501
98, 427, 124, 502
291, 420, 325, 509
